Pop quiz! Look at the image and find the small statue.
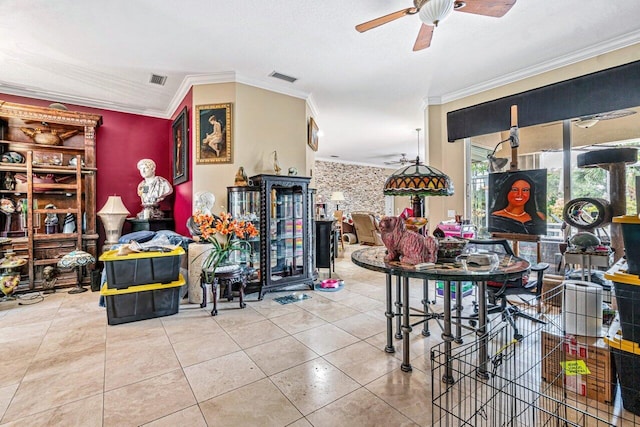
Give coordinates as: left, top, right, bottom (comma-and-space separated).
273, 151, 281, 175
136, 159, 173, 219
3, 172, 15, 191
235, 167, 249, 186
288, 167, 298, 176
42, 266, 58, 294
44, 203, 58, 234
379, 216, 438, 265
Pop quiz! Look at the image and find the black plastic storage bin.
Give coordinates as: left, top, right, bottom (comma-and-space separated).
100, 276, 184, 325
605, 266, 640, 344
606, 329, 640, 416
99, 247, 184, 289
614, 215, 640, 275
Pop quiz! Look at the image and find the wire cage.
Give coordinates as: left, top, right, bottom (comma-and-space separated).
431, 283, 640, 426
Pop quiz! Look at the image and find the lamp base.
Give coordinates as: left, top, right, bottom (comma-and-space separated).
68, 286, 88, 294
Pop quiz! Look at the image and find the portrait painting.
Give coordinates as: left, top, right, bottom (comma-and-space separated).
172, 106, 188, 185
488, 169, 547, 236
308, 117, 319, 152
196, 103, 232, 164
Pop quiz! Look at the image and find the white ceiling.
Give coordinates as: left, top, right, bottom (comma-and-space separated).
1, 0, 640, 167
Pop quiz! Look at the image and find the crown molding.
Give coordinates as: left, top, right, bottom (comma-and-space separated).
426, 30, 640, 106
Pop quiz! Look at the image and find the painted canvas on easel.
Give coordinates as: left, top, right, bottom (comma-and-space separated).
488, 169, 547, 236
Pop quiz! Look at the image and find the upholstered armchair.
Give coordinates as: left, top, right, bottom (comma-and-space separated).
351, 212, 384, 246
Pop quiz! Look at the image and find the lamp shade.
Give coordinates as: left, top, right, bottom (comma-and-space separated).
419, 0, 455, 26
97, 196, 130, 247
330, 192, 345, 202
383, 162, 454, 197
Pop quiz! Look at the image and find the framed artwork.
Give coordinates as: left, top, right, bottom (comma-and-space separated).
172, 106, 188, 185
308, 117, 319, 152
196, 103, 232, 164
488, 169, 547, 236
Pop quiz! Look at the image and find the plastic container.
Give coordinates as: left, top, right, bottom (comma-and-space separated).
563, 280, 603, 337
605, 268, 640, 343
614, 215, 640, 275
605, 327, 640, 415
99, 246, 184, 289
436, 281, 473, 300
100, 275, 185, 325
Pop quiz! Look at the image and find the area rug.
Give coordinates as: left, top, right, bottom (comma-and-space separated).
274, 294, 311, 305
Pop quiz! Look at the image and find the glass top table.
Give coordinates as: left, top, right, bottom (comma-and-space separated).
352, 246, 530, 377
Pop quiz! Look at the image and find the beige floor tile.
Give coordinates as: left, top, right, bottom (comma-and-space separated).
141, 405, 207, 427
172, 329, 240, 367
213, 306, 267, 328
293, 324, 359, 355
223, 318, 288, 349
324, 341, 401, 385
302, 300, 361, 323
183, 350, 265, 402
287, 418, 313, 427
366, 368, 433, 425
312, 288, 354, 302
24, 344, 105, 383
0, 320, 51, 345
105, 317, 166, 343
104, 370, 196, 427
3, 359, 104, 422
269, 309, 328, 334
270, 358, 360, 415
0, 394, 103, 427
334, 312, 387, 340
105, 334, 180, 390
161, 311, 222, 344
250, 299, 303, 319
0, 383, 18, 421
306, 387, 418, 427
35, 323, 106, 358
200, 378, 302, 426
339, 293, 386, 312
0, 337, 41, 388
245, 335, 319, 375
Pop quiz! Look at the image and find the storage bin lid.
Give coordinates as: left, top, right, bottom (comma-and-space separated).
604, 258, 640, 285
99, 246, 184, 262
100, 275, 185, 295
613, 215, 640, 224
604, 319, 640, 355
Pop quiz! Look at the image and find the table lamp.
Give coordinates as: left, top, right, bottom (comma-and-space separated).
98, 196, 130, 249
330, 191, 345, 211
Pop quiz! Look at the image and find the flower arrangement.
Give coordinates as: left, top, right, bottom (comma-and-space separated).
192, 211, 259, 282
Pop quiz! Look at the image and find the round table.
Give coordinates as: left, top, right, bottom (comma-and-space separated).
351, 246, 530, 378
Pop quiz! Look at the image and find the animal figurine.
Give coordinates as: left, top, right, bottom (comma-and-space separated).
273, 151, 282, 175
379, 216, 438, 265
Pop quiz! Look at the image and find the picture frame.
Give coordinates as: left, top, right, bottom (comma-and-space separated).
196, 103, 232, 164
172, 106, 188, 185
308, 117, 319, 152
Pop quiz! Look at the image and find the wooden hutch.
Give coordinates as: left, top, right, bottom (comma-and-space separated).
0, 100, 101, 291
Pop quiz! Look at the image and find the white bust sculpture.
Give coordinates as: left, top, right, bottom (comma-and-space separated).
187, 191, 216, 238
136, 158, 173, 219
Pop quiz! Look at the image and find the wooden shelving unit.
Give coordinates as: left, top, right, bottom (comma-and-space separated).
0, 100, 102, 291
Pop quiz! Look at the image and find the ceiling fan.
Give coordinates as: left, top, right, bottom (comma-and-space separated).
384, 153, 411, 166
355, 0, 517, 51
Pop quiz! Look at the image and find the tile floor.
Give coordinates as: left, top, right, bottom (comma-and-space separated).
0, 244, 444, 426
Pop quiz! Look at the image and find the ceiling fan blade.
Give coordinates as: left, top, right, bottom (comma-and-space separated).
413, 24, 434, 51
455, 0, 516, 18
356, 8, 417, 33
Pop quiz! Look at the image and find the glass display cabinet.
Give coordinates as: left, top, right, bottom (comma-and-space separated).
249, 174, 314, 299
227, 185, 261, 294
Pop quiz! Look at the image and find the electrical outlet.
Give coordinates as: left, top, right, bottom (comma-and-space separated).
447, 210, 456, 218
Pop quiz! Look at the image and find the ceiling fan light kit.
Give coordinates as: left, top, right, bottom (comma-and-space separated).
418, 0, 455, 26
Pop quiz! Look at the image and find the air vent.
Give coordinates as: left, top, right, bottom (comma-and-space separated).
149, 74, 167, 86
269, 71, 298, 83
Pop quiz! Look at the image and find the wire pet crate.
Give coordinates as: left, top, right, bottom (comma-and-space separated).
431, 284, 640, 426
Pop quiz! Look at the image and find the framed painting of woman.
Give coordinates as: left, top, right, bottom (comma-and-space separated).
488, 169, 547, 236
196, 103, 232, 164
172, 106, 188, 184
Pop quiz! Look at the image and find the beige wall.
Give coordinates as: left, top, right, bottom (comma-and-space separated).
192, 82, 312, 211
426, 44, 640, 227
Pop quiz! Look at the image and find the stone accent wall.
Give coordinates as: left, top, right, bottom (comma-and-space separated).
313, 160, 394, 217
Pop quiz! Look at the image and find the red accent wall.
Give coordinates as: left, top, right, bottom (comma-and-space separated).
0, 93, 188, 246
169, 89, 193, 236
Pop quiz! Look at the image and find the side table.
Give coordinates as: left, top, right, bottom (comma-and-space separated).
200, 268, 249, 316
